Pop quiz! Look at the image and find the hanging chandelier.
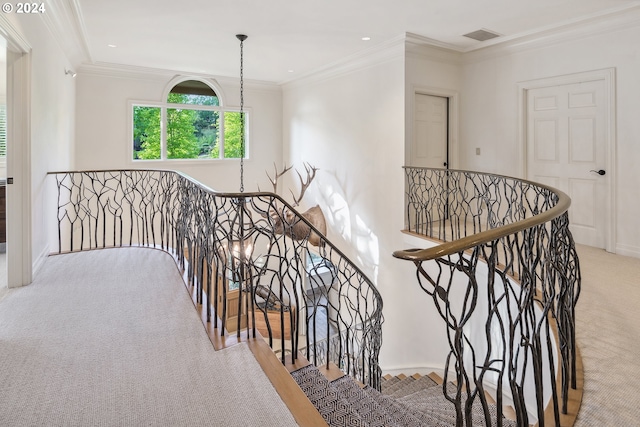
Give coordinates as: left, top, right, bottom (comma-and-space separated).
233, 33, 252, 263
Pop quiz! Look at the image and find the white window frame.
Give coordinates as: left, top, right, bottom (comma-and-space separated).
129, 76, 250, 164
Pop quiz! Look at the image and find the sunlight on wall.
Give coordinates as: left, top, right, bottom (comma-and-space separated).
318, 180, 351, 242
315, 176, 381, 282
354, 214, 379, 281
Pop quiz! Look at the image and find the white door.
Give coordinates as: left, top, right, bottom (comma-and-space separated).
526, 80, 608, 248
411, 94, 448, 168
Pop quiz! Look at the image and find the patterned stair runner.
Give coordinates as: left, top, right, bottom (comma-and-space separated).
290, 365, 367, 427
291, 365, 519, 427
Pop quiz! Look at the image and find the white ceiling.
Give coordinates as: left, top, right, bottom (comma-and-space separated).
74, 0, 640, 84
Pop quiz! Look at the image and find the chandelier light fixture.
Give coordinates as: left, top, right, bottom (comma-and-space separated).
225, 34, 255, 338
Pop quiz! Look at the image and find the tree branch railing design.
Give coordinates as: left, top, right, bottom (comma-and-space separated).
395, 167, 581, 427
50, 169, 383, 390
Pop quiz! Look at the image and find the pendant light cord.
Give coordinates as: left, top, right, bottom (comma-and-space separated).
237, 34, 247, 193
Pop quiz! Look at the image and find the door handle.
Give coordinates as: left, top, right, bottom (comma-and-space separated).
590, 169, 606, 176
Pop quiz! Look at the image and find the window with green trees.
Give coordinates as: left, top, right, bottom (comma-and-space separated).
132, 80, 247, 161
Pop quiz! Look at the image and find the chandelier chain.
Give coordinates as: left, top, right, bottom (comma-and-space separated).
239, 36, 245, 193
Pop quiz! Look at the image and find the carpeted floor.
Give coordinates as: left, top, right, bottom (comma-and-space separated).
0, 248, 297, 427
1, 244, 638, 426
573, 244, 640, 426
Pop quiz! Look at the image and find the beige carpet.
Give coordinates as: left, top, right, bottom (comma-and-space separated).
0, 244, 637, 425
574, 244, 640, 426
0, 248, 297, 427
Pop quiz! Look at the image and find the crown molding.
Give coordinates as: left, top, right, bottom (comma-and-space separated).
0, 14, 31, 52
78, 62, 170, 81
32, 0, 640, 86
405, 33, 463, 65
281, 34, 406, 89
401, 4, 640, 64
405, 32, 463, 53
462, 4, 640, 63
39, 0, 92, 65
77, 61, 280, 92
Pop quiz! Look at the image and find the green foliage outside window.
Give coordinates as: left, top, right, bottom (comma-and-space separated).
224, 112, 243, 159
133, 86, 246, 161
167, 93, 218, 107
133, 106, 161, 160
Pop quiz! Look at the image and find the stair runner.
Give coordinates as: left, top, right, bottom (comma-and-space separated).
291, 365, 518, 427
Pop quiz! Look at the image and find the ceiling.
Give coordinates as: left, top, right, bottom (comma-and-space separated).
74, 0, 640, 84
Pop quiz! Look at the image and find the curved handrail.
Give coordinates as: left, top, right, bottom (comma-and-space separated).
393, 166, 571, 261
393, 166, 581, 426
48, 169, 384, 390
48, 168, 377, 301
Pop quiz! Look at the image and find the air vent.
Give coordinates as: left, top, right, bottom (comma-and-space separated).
463, 29, 501, 42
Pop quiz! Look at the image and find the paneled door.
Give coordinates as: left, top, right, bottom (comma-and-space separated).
526, 79, 608, 248
411, 94, 448, 169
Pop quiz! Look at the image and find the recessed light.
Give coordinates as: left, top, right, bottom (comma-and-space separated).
288, 70, 294, 73
361, 37, 371, 41
107, 44, 117, 48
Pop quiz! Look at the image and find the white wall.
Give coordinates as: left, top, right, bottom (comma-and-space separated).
0, 14, 76, 277
282, 43, 459, 373
459, 20, 640, 257
405, 43, 463, 169
74, 69, 282, 193
282, 18, 640, 374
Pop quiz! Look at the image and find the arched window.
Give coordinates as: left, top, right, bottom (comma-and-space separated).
132, 78, 247, 161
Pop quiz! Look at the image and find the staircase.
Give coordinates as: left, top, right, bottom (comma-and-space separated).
291, 364, 518, 427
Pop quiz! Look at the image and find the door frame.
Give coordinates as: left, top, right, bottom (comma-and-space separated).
517, 68, 616, 253
408, 85, 459, 170
0, 16, 32, 287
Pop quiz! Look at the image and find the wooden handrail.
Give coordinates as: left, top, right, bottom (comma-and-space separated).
393, 167, 571, 261
394, 166, 581, 426
50, 169, 384, 393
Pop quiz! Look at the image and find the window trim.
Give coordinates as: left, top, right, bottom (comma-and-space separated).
129, 76, 250, 164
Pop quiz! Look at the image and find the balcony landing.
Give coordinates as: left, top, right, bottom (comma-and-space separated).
0, 247, 300, 426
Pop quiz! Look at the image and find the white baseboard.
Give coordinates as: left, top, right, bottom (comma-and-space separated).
615, 243, 640, 259
32, 244, 50, 280
381, 364, 539, 423
381, 364, 445, 378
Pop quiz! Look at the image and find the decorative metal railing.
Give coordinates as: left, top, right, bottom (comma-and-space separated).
50, 169, 383, 389
395, 167, 581, 427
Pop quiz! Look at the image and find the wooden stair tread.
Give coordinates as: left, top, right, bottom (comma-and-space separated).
319, 362, 347, 382
283, 353, 312, 373
246, 334, 328, 426
427, 372, 444, 385
176, 254, 327, 426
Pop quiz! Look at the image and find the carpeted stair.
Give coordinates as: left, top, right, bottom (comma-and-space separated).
291, 365, 518, 427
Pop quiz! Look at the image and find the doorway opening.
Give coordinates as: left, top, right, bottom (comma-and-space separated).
409, 93, 449, 169
0, 36, 6, 295
404, 88, 459, 232
0, 21, 32, 291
